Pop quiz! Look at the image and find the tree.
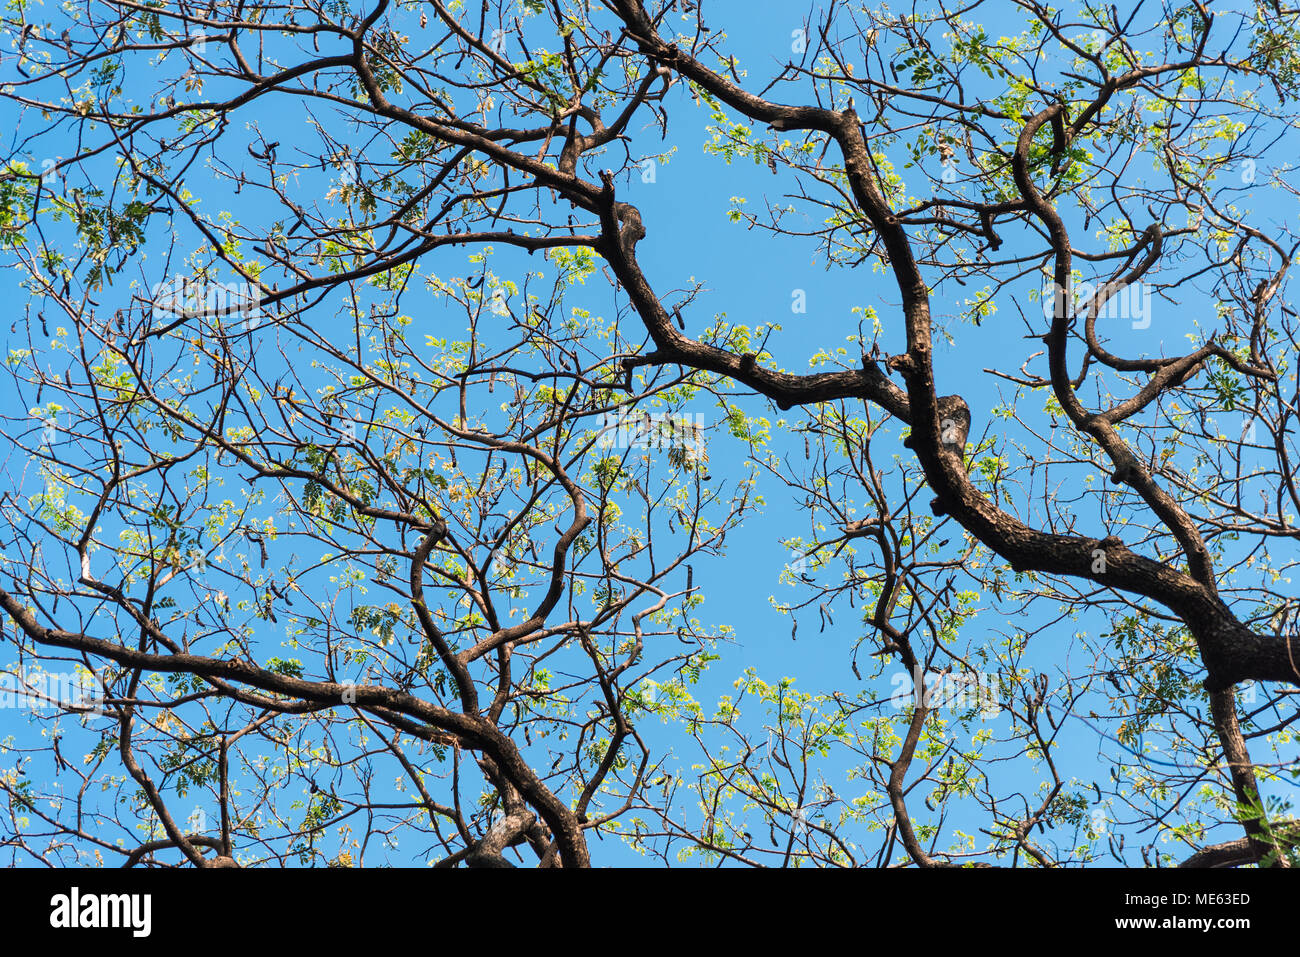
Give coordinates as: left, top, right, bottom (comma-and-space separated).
1, 0, 1298, 868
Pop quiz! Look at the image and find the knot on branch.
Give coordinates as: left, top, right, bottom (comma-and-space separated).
887, 353, 919, 377
936, 395, 971, 453
1109, 462, 1138, 486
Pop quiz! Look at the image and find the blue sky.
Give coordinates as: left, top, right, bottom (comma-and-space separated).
1, 0, 1296, 867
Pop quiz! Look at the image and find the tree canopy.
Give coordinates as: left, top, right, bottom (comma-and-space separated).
1, 0, 1299, 868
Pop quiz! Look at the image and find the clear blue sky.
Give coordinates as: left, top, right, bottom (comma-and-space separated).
1, 0, 1295, 867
